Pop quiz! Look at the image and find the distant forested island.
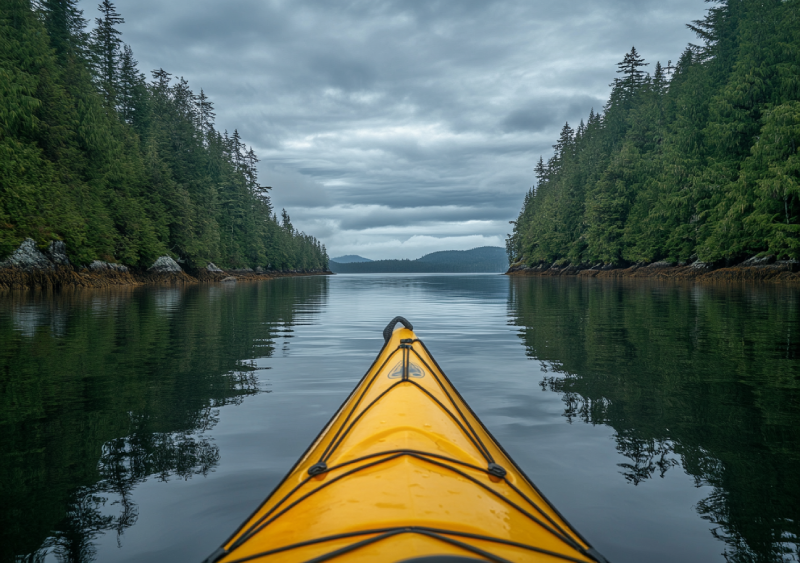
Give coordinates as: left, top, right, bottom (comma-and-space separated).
329, 247, 507, 273
507, 0, 800, 269
331, 255, 372, 264
0, 0, 327, 271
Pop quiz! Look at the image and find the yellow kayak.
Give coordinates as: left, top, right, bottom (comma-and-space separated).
204, 317, 609, 563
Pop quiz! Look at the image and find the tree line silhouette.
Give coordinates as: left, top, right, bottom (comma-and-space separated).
1, 0, 328, 271
507, 0, 800, 267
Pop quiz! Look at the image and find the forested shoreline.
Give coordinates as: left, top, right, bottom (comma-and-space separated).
1, 0, 328, 273
507, 0, 800, 270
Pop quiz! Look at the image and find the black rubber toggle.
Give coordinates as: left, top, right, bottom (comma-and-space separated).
308, 462, 328, 476
487, 463, 507, 478
383, 316, 414, 342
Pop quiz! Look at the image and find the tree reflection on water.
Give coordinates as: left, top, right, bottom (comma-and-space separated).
34, 422, 227, 563
2, 279, 326, 562
511, 278, 800, 562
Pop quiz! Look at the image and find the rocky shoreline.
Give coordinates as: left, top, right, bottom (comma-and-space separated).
506, 256, 800, 284
0, 239, 332, 291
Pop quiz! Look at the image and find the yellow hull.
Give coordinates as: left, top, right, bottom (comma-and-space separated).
206, 318, 608, 563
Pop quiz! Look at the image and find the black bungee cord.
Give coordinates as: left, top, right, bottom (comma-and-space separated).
207, 318, 610, 563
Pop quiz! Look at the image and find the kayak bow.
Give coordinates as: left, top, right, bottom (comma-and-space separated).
205, 317, 608, 563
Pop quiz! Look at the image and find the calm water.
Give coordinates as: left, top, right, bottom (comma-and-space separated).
1, 275, 798, 563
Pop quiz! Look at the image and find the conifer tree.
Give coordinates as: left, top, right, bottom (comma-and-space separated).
39, 0, 88, 61
90, 0, 124, 107
615, 46, 649, 95
550, 122, 575, 174
281, 209, 293, 232
117, 44, 146, 124
195, 89, 215, 141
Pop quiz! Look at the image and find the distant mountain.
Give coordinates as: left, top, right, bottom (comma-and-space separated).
329, 247, 508, 273
332, 255, 373, 263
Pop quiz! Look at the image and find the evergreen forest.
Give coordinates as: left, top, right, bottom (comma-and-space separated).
507, 0, 800, 267
0, 0, 328, 271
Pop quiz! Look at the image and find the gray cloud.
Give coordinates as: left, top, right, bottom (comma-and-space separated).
501, 95, 604, 133
78, 0, 708, 259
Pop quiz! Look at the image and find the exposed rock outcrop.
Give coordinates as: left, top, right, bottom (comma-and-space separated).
149, 256, 182, 273
741, 255, 775, 267
141, 255, 195, 284
206, 262, 223, 273
89, 260, 128, 272
0, 239, 54, 271
46, 241, 71, 266
0, 239, 138, 290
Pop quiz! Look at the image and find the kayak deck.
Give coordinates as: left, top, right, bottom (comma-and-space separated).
206, 319, 608, 563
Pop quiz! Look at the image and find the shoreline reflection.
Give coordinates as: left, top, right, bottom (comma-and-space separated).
1, 279, 328, 562
510, 278, 800, 562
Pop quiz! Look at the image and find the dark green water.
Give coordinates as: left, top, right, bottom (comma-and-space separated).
1, 275, 798, 562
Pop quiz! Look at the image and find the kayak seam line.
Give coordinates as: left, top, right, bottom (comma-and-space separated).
220, 526, 593, 563
409, 346, 495, 462
317, 346, 402, 462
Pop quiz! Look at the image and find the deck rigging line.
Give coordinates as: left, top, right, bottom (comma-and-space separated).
208, 333, 609, 563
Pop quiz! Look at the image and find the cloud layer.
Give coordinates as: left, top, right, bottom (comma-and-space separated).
79, 0, 708, 259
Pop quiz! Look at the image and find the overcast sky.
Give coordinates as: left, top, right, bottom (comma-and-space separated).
78, 0, 708, 260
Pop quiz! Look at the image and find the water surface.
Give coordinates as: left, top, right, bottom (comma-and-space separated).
1, 275, 798, 562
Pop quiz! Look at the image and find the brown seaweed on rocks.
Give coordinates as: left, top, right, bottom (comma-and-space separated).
506, 257, 800, 285
0, 239, 332, 291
